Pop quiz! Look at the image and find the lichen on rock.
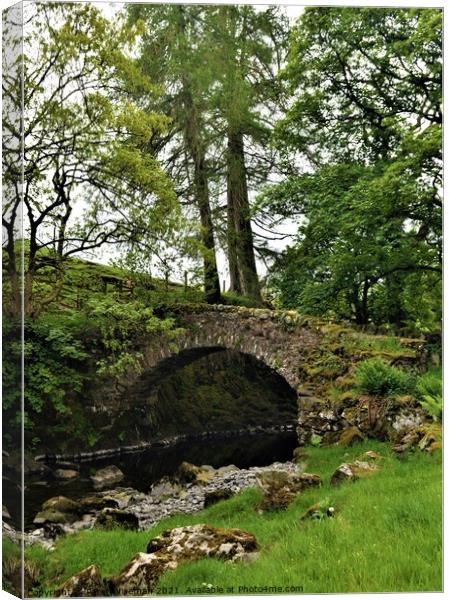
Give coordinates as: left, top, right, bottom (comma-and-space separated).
55, 564, 107, 597
110, 524, 259, 595
255, 469, 321, 512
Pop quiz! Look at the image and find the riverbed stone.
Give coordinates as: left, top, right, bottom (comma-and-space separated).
176, 461, 214, 484
95, 508, 139, 530
33, 509, 77, 526
55, 564, 107, 597
100, 487, 146, 508
53, 468, 79, 480
150, 478, 184, 501
91, 465, 124, 488
204, 488, 234, 508
79, 495, 119, 512
42, 496, 81, 514
216, 464, 239, 476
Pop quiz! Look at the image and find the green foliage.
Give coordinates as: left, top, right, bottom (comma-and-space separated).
277, 7, 442, 162
22, 441, 442, 594
416, 369, 442, 421
261, 8, 442, 332
3, 1, 181, 318
2, 314, 89, 442
85, 296, 182, 377
2, 287, 186, 450
261, 161, 441, 330
417, 395, 442, 423
310, 433, 322, 447
221, 292, 262, 309
355, 358, 415, 397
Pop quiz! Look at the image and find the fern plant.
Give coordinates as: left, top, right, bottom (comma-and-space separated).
417, 394, 442, 422
416, 369, 442, 422
355, 358, 415, 397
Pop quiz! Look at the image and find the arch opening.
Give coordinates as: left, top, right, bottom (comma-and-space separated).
130, 347, 298, 442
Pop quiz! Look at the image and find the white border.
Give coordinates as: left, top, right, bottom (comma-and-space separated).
0, 2, 445, 600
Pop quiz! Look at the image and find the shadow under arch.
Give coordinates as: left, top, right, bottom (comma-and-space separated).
131, 346, 299, 441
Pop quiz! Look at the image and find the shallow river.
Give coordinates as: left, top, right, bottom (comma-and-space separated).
22, 431, 297, 529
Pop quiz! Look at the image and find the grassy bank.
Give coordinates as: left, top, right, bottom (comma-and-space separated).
18, 440, 442, 595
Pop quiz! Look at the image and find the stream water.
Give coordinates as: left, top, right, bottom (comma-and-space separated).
21, 431, 297, 529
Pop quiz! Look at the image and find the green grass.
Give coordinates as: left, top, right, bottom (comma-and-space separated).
18, 440, 441, 595
341, 331, 416, 359
3, 250, 264, 313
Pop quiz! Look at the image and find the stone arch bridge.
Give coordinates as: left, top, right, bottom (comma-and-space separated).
137, 304, 323, 395
73, 304, 423, 460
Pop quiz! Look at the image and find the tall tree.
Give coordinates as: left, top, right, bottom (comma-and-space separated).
2, 2, 178, 317
263, 7, 442, 329
276, 7, 442, 164
208, 6, 288, 301
128, 4, 221, 304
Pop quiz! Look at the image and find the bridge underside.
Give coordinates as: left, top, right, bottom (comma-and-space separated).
138, 346, 226, 397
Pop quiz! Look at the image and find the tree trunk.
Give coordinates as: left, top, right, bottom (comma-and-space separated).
226, 183, 242, 294
353, 280, 370, 326
226, 128, 261, 302
182, 89, 221, 304
4, 232, 21, 318
195, 152, 221, 304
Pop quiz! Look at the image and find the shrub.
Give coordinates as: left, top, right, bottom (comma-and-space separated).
355, 358, 415, 397
416, 369, 442, 421
416, 369, 442, 399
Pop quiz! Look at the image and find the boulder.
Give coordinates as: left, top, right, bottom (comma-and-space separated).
55, 565, 107, 597
330, 461, 379, 486
255, 470, 321, 512
292, 447, 309, 464
110, 553, 177, 596
110, 524, 258, 595
42, 496, 81, 514
33, 509, 77, 526
204, 488, 234, 508
53, 468, 79, 480
95, 508, 139, 530
100, 487, 144, 509
79, 495, 119, 512
337, 426, 364, 447
2, 504, 11, 520
90, 465, 124, 489
176, 461, 214, 484
146, 524, 258, 558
